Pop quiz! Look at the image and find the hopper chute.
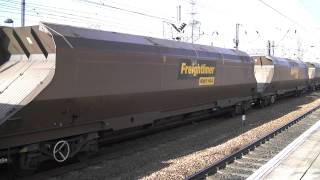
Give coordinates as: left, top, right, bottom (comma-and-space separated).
0, 23, 56, 125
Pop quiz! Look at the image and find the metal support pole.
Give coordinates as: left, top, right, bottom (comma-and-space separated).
162, 21, 165, 38
267, 40, 271, 56
235, 23, 240, 50
177, 5, 181, 23
21, 0, 25, 27
272, 41, 275, 55
241, 114, 246, 134
191, 20, 194, 43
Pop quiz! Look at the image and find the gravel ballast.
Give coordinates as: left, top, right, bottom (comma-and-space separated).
209, 107, 320, 179
49, 92, 320, 180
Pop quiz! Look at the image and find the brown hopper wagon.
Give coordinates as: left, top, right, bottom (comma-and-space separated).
0, 23, 316, 169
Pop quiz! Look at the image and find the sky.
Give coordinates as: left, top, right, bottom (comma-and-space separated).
0, 0, 320, 62
300, 0, 320, 23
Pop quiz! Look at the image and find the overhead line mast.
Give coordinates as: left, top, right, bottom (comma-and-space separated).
21, 0, 25, 26
235, 23, 240, 50
189, 0, 201, 43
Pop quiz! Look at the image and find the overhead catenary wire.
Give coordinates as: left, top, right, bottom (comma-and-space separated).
2, 0, 174, 23
1, 0, 319, 60
99, 0, 162, 17
77, 0, 175, 23
0, 0, 162, 26
0, 7, 159, 36
257, 0, 308, 31
0, 0, 172, 36
0, 1, 163, 36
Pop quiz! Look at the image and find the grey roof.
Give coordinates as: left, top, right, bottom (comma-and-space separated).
42, 22, 249, 60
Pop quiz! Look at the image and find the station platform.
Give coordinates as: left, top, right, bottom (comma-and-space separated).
247, 116, 320, 180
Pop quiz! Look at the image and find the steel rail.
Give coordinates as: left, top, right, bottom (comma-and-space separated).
186, 104, 320, 180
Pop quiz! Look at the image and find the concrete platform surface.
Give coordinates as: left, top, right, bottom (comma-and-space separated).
247, 117, 320, 180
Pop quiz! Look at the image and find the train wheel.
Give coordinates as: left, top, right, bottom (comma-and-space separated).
19, 153, 40, 170
295, 90, 302, 97
235, 104, 242, 115
10, 153, 39, 176
258, 99, 265, 108
76, 140, 98, 162
226, 107, 237, 117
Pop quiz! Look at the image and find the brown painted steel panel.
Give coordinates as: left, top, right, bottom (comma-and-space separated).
253, 56, 308, 94
0, 23, 257, 150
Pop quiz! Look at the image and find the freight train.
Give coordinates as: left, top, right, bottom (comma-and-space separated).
0, 22, 319, 170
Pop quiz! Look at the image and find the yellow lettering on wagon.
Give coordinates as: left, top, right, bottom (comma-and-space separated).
199, 77, 215, 86
180, 63, 215, 77
179, 61, 215, 86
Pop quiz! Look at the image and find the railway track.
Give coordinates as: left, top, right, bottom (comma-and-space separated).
187, 103, 320, 180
